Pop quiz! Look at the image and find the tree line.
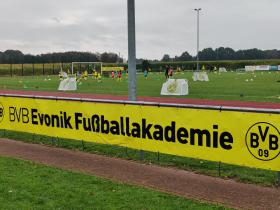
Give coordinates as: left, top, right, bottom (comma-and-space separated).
161, 47, 280, 62
0, 50, 122, 64
1, 47, 280, 64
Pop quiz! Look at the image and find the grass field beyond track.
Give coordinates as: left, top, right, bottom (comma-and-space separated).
0, 71, 280, 102
0, 156, 228, 210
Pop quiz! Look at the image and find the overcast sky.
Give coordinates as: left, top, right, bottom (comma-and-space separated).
0, 0, 279, 59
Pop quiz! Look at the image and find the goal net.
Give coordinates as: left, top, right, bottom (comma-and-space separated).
71, 62, 103, 76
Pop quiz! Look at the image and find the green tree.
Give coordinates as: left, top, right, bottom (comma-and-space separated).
161, 54, 171, 62
175, 51, 193, 61
199, 48, 216, 61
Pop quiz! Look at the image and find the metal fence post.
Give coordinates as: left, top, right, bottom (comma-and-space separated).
21, 63, 24, 76
10, 64, 12, 77
42, 63, 45, 75
32, 63, 35, 75
277, 171, 280, 187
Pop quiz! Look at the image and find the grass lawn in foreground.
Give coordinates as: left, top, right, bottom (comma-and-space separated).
2, 130, 278, 187
0, 156, 228, 210
0, 71, 279, 102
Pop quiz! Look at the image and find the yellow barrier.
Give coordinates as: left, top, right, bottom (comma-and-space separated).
0, 96, 279, 171
102, 67, 124, 72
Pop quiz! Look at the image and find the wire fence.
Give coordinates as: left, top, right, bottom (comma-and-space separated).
0, 63, 76, 77
0, 63, 113, 77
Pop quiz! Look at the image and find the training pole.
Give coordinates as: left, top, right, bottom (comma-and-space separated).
195, 8, 201, 72
277, 171, 280, 187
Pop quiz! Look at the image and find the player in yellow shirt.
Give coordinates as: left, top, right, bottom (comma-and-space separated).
97, 73, 102, 83
94, 71, 98, 79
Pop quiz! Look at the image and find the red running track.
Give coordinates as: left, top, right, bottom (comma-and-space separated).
0, 89, 279, 110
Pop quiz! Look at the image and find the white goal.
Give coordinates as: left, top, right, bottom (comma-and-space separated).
71, 62, 103, 75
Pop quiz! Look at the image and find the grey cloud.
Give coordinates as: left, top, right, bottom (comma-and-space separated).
0, 0, 279, 59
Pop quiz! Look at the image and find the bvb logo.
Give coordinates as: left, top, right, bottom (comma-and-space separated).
167, 80, 178, 93
245, 122, 280, 161
0, 103, 4, 123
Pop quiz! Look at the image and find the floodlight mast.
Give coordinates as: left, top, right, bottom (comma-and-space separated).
127, 0, 137, 101
194, 8, 201, 72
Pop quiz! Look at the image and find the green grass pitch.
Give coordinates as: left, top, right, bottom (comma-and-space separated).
0, 71, 280, 102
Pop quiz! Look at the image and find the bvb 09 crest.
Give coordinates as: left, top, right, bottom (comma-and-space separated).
246, 122, 280, 161
167, 80, 178, 93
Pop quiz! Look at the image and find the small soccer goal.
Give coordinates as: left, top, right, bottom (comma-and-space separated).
71, 62, 103, 76
192, 71, 209, 82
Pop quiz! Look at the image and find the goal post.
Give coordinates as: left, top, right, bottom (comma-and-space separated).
71, 62, 103, 75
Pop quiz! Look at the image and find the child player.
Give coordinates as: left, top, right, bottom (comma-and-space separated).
117, 70, 122, 82
144, 69, 148, 79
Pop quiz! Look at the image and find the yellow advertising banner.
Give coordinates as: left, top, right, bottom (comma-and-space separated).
102, 67, 124, 72
0, 96, 279, 171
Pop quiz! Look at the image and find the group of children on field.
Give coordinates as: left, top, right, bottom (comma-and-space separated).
111, 70, 128, 81
77, 70, 102, 83
60, 62, 180, 83
59, 69, 102, 83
